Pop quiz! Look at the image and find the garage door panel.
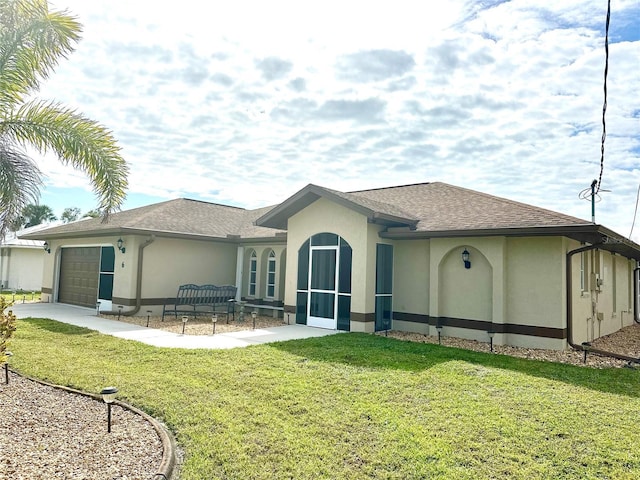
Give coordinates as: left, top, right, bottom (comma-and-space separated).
58, 247, 100, 307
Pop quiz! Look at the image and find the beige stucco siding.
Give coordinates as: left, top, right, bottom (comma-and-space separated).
141, 237, 236, 300
393, 240, 429, 315
505, 237, 564, 329
285, 198, 369, 313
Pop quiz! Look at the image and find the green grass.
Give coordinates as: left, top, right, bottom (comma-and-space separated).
8, 317, 640, 479
1, 290, 40, 304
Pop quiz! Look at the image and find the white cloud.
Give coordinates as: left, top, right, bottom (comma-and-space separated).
35, 0, 640, 242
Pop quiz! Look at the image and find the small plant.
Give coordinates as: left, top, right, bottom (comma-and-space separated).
0, 297, 17, 364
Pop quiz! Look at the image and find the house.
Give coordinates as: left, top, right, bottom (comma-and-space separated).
22, 182, 640, 350
0, 224, 53, 292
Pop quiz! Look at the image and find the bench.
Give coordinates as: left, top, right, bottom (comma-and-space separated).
162, 284, 237, 321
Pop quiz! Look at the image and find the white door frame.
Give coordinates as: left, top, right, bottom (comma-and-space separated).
307, 244, 339, 329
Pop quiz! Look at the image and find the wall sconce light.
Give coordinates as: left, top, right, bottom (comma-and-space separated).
116, 238, 126, 254
462, 249, 471, 269
43, 242, 51, 254
100, 386, 118, 433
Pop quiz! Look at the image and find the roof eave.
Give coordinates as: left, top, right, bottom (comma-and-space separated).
379, 224, 640, 260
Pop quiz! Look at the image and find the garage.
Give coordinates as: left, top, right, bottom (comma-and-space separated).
58, 247, 101, 307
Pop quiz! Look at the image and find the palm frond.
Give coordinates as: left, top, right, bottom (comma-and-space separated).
0, 0, 81, 111
1, 100, 129, 217
0, 140, 42, 235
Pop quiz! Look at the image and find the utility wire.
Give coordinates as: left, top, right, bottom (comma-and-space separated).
630, 182, 640, 239
596, 0, 610, 194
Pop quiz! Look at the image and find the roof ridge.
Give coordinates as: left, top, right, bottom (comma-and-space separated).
347, 181, 432, 194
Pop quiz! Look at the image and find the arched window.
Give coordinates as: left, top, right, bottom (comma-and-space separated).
249, 250, 257, 296
266, 250, 276, 298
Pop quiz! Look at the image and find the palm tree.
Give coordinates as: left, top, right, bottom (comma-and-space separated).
0, 0, 128, 235
10, 203, 57, 229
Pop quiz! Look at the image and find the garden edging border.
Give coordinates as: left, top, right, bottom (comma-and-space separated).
7, 368, 178, 480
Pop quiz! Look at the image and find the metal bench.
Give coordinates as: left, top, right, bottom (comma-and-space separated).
162, 284, 237, 321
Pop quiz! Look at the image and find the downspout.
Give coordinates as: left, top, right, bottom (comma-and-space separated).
566, 243, 639, 363
635, 263, 640, 324
103, 235, 156, 316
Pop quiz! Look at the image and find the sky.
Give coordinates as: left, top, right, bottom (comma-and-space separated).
33, 0, 640, 241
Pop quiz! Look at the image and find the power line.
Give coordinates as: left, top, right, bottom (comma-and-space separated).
595, 0, 610, 194
630, 182, 640, 239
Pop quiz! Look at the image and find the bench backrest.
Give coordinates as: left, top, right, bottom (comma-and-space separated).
175, 284, 237, 306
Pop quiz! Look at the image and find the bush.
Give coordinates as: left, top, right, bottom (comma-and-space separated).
1, 297, 17, 363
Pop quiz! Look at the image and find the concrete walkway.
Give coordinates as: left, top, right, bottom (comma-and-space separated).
11, 303, 340, 349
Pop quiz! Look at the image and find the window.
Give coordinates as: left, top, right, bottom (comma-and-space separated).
375, 244, 393, 332
249, 250, 257, 296
266, 250, 276, 298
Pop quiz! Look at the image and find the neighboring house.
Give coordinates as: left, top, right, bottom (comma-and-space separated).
0, 224, 54, 292
22, 182, 640, 350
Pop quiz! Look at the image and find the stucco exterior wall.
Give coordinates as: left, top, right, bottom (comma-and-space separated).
0, 247, 44, 291
140, 237, 237, 301
285, 197, 383, 331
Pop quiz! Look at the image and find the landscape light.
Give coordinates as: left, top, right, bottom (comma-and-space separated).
212, 314, 218, 335
100, 386, 118, 433
252, 310, 257, 330
181, 315, 189, 335
488, 330, 495, 352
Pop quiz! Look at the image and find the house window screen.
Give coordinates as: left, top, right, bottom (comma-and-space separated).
375, 244, 393, 332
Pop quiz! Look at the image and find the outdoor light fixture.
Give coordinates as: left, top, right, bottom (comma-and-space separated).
117, 305, 123, 321
100, 386, 118, 433
181, 315, 189, 334
4, 351, 12, 384
43, 242, 51, 254
436, 323, 443, 345
488, 330, 495, 353
212, 314, 218, 335
251, 310, 257, 330
146, 310, 152, 328
582, 342, 591, 364
462, 249, 471, 269
116, 238, 126, 254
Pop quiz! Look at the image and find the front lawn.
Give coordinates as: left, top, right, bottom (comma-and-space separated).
8, 318, 640, 479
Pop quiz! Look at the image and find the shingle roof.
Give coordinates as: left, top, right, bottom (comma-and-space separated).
21, 199, 284, 240
350, 182, 590, 232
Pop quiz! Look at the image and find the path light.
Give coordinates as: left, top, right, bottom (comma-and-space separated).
181, 315, 189, 335
117, 305, 123, 321
146, 310, 152, 328
100, 386, 118, 433
252, 310, 257, 330
462, 249, 471, 269
227, 299, 235, 324
212, 314, 218, 335
436, 322, 443, 345
488, 330, 495, 352
285, 312, 291, 325
4, 351, 12, 384
96, 301, 101, 315
582, 342, 591, 364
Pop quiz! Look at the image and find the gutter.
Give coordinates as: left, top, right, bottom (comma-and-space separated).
103, 235, 156, 316
566, 243, 640, 364
635, 264, 640, 324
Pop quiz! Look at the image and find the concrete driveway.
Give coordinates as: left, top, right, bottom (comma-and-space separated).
11, 302, 340, 349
